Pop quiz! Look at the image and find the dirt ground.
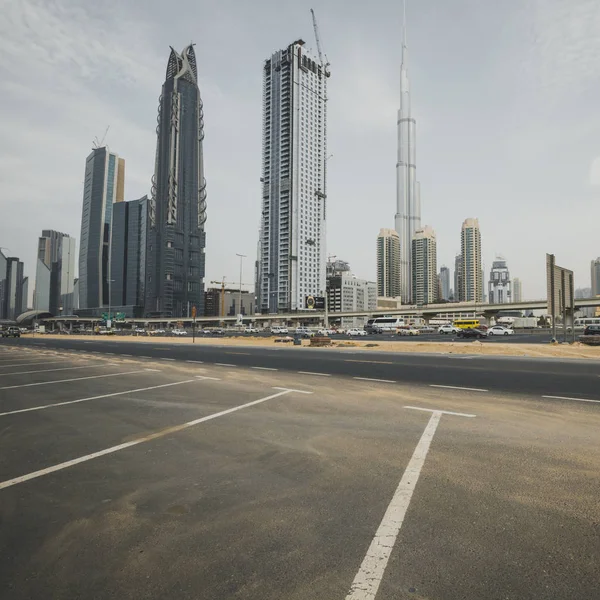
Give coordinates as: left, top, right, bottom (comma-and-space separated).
36, 333, 600, 360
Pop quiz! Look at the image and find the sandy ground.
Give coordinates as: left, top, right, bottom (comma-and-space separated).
34, 333, 600, 360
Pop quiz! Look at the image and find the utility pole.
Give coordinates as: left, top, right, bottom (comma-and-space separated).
236, 253, 246, 323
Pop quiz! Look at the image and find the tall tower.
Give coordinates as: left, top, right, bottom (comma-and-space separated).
78, 146, 125, 310
259, 40, 328, 313
461, 218, 482, 302
395, 1, 420, 303
512, 277, 523, 302
439, 265, 450, 301
488, 256, 511, 304
146, 45, 207, 318
591, 258, 600, 296
377, 228, 401, 299
411, 225, 437, 306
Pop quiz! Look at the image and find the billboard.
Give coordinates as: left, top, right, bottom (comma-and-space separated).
305, 295, 325, 310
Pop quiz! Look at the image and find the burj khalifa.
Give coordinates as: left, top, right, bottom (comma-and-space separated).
394, 5, 420, 303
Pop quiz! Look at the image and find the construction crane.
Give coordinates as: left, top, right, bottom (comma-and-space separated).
310, 8, 330, 76
92, 125, 110, 149
210, 278, 254, 320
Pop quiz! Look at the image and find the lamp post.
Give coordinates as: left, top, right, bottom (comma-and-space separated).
236, 253, 246, 323
107, 279, 115, 330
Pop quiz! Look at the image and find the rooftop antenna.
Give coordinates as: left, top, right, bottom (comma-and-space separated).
93, 125, 110, 149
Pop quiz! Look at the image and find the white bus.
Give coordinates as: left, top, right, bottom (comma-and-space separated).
372, 317, 405, 332
574, 317, 600, 328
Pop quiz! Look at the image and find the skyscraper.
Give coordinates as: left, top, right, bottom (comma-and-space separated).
488, 256, 511, 304
0, 253, 25, 320
512, 277, 523, 302
377, 228, 401, 298
34, 230, 76, 315
411, 226, 438, 306
259, 40, 328, 313
146, 45, 207, 318
439, 265, 450, 301
110, 196, 147, 311
454, 254, 463, 302
461, 218, 482, 302
395, 5, 420, 302
591, 258, 600, 296
78, 146, 125, 310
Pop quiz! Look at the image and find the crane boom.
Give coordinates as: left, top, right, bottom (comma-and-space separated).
310, 8, 324, 66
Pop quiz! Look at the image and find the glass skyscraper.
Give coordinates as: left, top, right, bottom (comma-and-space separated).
78, 146, 125, 309
145, 45, 207, 318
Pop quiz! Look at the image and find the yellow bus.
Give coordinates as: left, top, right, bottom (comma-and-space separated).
453, 319, 480, 330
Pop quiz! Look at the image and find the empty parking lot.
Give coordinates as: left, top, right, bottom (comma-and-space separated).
0, 342, 598, 599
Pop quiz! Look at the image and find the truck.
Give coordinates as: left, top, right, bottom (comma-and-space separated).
511, 317, 538, 329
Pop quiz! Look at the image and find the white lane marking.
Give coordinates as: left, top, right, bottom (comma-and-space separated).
195, 376, 221, 381
542, 395, 600, 404
251, 366, 278, 371
405, 405, 477, 418
186, 360, 204, 364
298, 371, 331, 377
0, 364, 106, 377
0, 370, 146, 390
429, 384, 488, 392
83, 342, 92, 344
0, 388, 301, 490
144, 368, 161, 372
160, 358, 175, 361
215, 363, 235, 367
0, 360, 66, 369
140, 356, 152, 359
272, 386, 313, 395
121, 354, 132, 357
353, 377, 395, 383
106, 353, 115, 355
0, 380, 197, 417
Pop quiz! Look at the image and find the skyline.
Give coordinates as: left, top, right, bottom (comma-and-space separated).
1, 0, 600, 302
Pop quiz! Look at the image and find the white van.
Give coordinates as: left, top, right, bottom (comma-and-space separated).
372, 317, 405, 333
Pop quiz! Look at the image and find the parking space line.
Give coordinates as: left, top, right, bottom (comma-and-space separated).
297, 371, 331, 377
353, 377, 395, 383
405, 405, 477, 418
0, 370, 147, 390
430, 384, 488, 392
0, 364, 106, 377
251, 366, 278, 371
215, 363, 236, 367
0, 380, 197, 417
140, 356, 152, 359
121, 354, 133, 357
0, 388, 304, 490
186, 360, 204, 364
160, 358, 175, 361
542, 395, 600, 404
346, 406, 474, 600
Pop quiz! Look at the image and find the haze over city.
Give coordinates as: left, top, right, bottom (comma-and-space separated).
1, 0, 600, 300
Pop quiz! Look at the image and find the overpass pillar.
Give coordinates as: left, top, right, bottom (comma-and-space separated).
483, 311, 499, 326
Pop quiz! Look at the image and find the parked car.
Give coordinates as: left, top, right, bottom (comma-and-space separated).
398, 327, 420, 336
438, 324, 460, 334
347, 328, 367, 336
487, 326, 514, 336
244, 327, 259, 334
1, 326, 21, 338
317, 328, 336, 336
171, 328, 188, 336
583, 324, 600, 335
419, 326, 436, 334
134, 327, 146, 334
270, 326, 289, 335
294, 327, 314, 338
457, 328, 487, 339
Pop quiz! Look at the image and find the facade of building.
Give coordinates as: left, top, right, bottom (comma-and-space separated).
327, 272, 377, 328
394, 17, 421, 302
591, 258, 600, 296
0, 253, 26, 320
411, 226, 438, 306
488, 256, 511, 304
146, 45, 207, 318
377, 228, 401, 299
110, 196, 147, 310
461, 218, 482, 302
258, 40, 328, 314
454, 254, 463, 302
34, 230, 76, 315
512, 277, 523, 302
204, 288, 254, 318
78, 146, 125, 310
439, 265, 450, 301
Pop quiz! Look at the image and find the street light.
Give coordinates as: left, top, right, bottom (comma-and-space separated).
236, 253, 246, 322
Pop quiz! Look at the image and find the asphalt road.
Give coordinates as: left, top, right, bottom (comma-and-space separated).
2, 335, 600, 401
0, 344, 598, 600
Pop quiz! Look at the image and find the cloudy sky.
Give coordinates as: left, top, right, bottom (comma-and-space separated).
1, 0, 600, 302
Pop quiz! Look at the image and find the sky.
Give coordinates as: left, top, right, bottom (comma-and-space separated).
1, 0, 600, 303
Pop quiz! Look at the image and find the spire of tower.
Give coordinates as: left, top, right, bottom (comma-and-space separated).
400, 0, 410, 109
